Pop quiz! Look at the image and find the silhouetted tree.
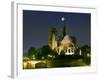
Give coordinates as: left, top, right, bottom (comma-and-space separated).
81, 45, 91, 57
41, 45, 52, 56
27, 47, 36, 59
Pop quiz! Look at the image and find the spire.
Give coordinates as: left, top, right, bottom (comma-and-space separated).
61, 17, 67, 38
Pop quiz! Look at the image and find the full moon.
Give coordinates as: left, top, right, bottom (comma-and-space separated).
61, 17, 65, 21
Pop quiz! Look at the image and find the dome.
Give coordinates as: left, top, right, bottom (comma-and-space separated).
61, 35, 72, 46
63, 35, 70, 40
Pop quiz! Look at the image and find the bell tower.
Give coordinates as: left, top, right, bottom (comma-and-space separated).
51, 34, 57, 49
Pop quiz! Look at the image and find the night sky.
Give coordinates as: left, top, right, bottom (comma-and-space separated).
23, 10, 91, 53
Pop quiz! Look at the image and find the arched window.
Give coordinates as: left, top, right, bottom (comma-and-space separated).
66, 49, 67, 53
68, 49, 70, 53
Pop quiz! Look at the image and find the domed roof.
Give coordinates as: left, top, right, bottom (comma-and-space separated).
63, 35, 70, 40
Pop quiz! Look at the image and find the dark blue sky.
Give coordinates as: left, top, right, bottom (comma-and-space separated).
23, 10, 91, 53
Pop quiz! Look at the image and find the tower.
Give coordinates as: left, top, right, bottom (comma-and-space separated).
51, 34, 57, 49
48, 27, 57, 49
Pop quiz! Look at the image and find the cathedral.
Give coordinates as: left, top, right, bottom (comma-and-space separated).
48, 17, 76, 55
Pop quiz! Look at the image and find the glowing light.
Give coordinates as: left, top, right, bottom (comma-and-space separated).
41, 56, 45, 59
79, 49, 82, 56
32, 55, 36, 60
61, 17, 65, 21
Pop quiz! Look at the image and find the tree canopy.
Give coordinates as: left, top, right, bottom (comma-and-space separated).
27, 47, 36, 59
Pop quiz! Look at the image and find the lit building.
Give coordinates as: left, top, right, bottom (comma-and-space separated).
49, 17, 76, 55
51, 34, 58, 50
56, 35, 76, 55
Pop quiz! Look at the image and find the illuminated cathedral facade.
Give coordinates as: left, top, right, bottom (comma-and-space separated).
48, 17, 77, 55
